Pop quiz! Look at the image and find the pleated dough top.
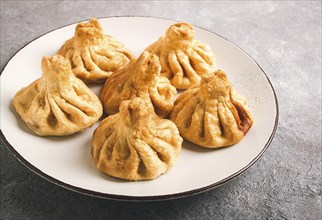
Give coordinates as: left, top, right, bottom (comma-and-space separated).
146, 22, 216, 89
91, 97, 183, 181
100, 51, 177, 118
13, 55, 103, 136
58, 18, 134, 83
170, 70, 253, 148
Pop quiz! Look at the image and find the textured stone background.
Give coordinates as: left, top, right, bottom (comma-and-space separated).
1, 1, 321, 219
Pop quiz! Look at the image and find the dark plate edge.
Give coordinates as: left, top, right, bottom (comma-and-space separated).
0, 15, 279, 202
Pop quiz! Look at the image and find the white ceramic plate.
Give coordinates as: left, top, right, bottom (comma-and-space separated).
0, 16, 278, 200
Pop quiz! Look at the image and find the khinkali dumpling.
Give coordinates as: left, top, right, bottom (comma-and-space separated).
58, 18, 134, 83
170, 70, 253, 148
100, 51, 177, 118
91, 97, 183, 181
13, 55, 103, 136
146, 22, 216, 89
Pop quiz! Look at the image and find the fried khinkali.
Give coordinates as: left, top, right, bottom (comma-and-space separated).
100, 51, 177, 118
170, 70, 253, 148
57, 18, 134, 83
91, 97, 183, 181
146, 22, 216, 89
13, 55, 103, 136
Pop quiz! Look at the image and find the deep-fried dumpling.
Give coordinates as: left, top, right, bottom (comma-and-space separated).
91, 97, 183, 181
58, 18, 134, 83
170, 70, 253, 148
100, 51, 177, 118
146, 22, 216, 89
13, 55, 103, 136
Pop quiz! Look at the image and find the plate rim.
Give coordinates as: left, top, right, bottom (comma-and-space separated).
0, 15, 279, 201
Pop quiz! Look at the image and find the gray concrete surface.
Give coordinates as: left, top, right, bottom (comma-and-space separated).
1, 1, 321, 219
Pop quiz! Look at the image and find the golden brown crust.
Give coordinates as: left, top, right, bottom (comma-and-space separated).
170, 70, 253, 148
57, 18, 134, 83
91, 97, 183, 181
146, 22, 216, 89
99, 51, 177, 118
13, 55, 103, 136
